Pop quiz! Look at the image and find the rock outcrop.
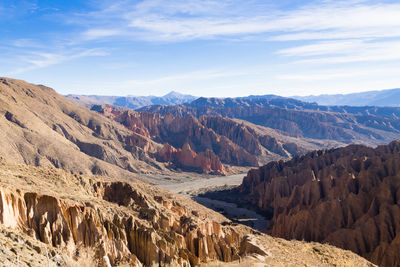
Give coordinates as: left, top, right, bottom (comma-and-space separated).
157, 143, 226, 175
228, 140, 400, 267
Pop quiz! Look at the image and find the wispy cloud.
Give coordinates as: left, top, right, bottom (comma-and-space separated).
2, 0, 400, 95
74, 0, 400, 42
5, 49, 107, 75
279, 40, 400, 63
72, 0, 400, 67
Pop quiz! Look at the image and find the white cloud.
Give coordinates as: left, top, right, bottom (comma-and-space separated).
76, 0, 400, 42
83, 29, 124, 40
279, 40, 400, 63
6, 49, 108, 75
4, 0, 400, 95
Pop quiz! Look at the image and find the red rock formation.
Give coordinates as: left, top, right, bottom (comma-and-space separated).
95, 106, 260, 168
157, 143, 226, 175
233, 140, 400, 267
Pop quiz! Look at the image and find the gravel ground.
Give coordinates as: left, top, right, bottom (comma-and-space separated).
155, 173, 246, 194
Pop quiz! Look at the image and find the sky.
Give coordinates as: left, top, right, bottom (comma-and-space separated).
1, 0, 400, 97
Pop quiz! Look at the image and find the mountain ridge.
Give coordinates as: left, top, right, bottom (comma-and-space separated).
66, 91, 197, 110
293, 88, 400, 107
138, 96, 400, 146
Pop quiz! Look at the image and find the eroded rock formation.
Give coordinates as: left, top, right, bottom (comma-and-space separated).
93, 105, 310, 172
233, 140, 400, 267
0, 158, 375, 267
0, 159, 244, 266
157, 143, 226, 175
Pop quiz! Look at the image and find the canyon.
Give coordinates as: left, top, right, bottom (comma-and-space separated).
0, 77, 392, 266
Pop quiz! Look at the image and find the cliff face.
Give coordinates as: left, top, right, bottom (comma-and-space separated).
199, 116, 303, 158
0, 186, 242, 266
236, 140, 400, 267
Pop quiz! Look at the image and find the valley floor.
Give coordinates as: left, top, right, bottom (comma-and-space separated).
155, 173, 246, 194
153, 172, 269, 232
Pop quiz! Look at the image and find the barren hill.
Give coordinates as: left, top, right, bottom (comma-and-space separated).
0, 77, 170, 179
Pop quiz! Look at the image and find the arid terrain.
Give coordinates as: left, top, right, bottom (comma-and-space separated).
0, 77, 393, 266
2, 0, 400, 266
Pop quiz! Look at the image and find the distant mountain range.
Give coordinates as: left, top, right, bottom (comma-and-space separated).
68, 87, 400, 109
138, 96, 400, 146
66, 91, 197, 109
292, 88, 400, 106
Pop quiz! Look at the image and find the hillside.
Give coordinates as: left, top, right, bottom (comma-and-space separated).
0, 157, 375, 266
0, 77, 176, 180
204, 140, 400, 267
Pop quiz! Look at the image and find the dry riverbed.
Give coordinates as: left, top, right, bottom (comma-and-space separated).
153, 172, 268, 232
156, 173, 246, 194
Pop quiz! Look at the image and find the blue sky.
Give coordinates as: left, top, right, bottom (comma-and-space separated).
1, 0, 400, 97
